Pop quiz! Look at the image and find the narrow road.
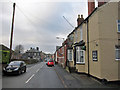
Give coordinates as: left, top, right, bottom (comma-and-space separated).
2, 62, 64, 88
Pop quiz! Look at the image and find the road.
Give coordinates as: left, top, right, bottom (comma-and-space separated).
2, 62, 120, 88
2, 62, 64, 88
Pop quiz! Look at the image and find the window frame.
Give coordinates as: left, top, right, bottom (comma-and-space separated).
115, 48, 120, 60
117, 20, 120, 33
92, 50, 98, 61
67, 49, 73, 61
76, 46, 85, 64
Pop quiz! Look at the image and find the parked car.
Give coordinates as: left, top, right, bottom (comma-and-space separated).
3, 61, 26, 75
46, 59, 54, 66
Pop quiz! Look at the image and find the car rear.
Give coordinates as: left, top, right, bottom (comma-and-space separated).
47, 60, 54, 66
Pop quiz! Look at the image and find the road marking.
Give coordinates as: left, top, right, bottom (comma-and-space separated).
25, 74, 35, 84
36, 69, 40, 73
54, 68, 67, 88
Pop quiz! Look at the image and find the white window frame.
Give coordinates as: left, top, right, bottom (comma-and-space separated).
92, 50, 98, 61
67, 49, 73, 61
115, 48, 120, 60
117, 20, 120, 32
76, 47, 85, 64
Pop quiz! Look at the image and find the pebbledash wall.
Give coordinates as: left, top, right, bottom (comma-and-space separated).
75, 2, 120, 81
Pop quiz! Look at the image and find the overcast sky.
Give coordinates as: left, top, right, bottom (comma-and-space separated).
0, 0, 91, 54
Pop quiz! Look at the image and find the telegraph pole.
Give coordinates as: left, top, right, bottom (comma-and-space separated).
9, 3, 16, 63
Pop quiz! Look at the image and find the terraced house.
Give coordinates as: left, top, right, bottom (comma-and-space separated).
66, 1, 120, 82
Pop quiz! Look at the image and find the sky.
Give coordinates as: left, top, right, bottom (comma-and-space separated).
0, 0, 101, 54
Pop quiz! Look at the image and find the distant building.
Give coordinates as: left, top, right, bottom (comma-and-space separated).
25, 47, 41, 61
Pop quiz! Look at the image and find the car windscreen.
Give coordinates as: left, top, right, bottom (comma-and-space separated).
9, 62, 21, 66
49, 60, 53, 62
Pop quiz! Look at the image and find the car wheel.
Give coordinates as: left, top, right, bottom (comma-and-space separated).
24, 69, 26, 73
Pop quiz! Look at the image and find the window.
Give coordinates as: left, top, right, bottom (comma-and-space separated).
67, 49, 72, 61
80, 26, 83, 41
76, 47, 85, 64
37, 53, 39, 56
75, 30, 77, 43
117, 20, 120, 32
34, 53, 36, 56
115, 46, 120, 60
92, 51, 98, 61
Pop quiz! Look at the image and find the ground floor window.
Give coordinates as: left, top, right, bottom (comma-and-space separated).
76, 46, 85, 64
92, 50, 98, 61
67, 49, 72, 61
115, 46, 120, 60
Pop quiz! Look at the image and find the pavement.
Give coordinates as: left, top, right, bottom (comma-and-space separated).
1, 62, 120, 88
55, 64, 120, 88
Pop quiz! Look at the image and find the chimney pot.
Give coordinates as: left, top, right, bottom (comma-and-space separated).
78, 14, 80, 18
81, 15, 83, 18
77, 14, 84, 26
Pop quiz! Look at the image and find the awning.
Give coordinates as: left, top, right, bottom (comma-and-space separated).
74, 40, 85, 46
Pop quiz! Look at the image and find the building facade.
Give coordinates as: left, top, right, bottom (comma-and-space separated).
56, 1, 120, 81
25, 47, 41, 61
74, 1, 120, 81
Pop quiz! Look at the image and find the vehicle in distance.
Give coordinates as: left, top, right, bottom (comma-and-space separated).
46, 59, 54, 66
3, 61, 26, 75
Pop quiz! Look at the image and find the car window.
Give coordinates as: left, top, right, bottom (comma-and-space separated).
49, 60, 53, 62
20, 62, 24, 66
9, 62, 21, 66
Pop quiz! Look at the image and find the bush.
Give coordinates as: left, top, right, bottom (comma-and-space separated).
11, 59, 39, 64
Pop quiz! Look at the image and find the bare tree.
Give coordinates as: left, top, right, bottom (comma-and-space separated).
14, 44, 24, 54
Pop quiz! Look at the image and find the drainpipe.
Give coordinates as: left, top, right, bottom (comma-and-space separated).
87, 19, 90, 76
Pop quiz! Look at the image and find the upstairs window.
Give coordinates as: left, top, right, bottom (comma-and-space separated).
117, 20, 120, 32
80, 26, 83, 41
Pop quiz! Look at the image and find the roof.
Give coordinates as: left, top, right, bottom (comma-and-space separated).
0, 44, 14, 52
26, 48, 40, 53
0, 44, 10, 50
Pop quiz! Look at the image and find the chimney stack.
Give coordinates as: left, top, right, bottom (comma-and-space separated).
98, 2, 105, 7
77, 14, 84, 26
88, 0, 95, 16
36, 47, 39, 51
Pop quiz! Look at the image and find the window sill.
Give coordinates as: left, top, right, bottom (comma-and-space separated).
117, 32, 120, 34
76, 63, 85, 65
68, 60, 73, 62
115, 59, 120, 61
93, 59, 98, 61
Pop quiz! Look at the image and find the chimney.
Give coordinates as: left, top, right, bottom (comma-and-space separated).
88, 0, 95, 16
98, 2, 105, 7
36, 47, 39, 51
77, 14, 84, 26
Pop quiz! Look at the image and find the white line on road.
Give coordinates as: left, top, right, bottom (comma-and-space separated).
25, 63, 44, 84
25, 74, 35, 84
36, 69, 40, 73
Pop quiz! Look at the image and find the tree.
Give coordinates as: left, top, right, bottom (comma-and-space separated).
14, 44, 24, 54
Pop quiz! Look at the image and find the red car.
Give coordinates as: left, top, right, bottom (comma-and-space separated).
46, 59, 54, 66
